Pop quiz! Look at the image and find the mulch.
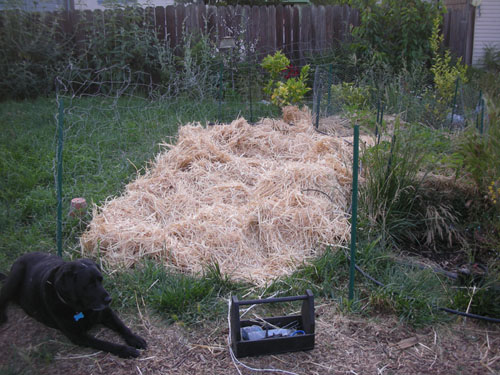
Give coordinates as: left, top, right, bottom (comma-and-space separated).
1, 301, 498, 375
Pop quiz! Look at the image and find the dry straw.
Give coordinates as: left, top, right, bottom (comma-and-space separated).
81, 106, 353, 284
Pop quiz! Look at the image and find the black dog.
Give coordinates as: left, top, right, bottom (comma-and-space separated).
0, 252, 147, 358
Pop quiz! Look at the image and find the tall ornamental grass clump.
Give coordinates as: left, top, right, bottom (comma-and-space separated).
360, 121, 428, 245
359, 120, 461, 250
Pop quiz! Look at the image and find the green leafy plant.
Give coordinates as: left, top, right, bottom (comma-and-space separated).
331, 82, 372, 110
0, 9, 67, 99
0, 4, 225, 100
481, 45, 500, 73
349, 0, 441, 71
429, 15, 468, 103
454, 96, 500, 196
261, 51, 311, 107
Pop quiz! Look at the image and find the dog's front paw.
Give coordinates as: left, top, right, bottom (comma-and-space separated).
117, 345, 140, 358
125, 334, 147, 349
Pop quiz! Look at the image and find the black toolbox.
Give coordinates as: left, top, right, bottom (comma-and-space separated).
230, 290, 315, 358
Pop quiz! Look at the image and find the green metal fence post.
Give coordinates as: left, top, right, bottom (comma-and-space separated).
348, 124, 359, 300
315, 87, 322, 129
380, 102, 384, 126
379, 103, 384, 144
56, 99, 64, 257
480, 98, 485, 135
450, 77, 459, 126
248, 62, 254, 124
218, 63, 223, 123
476, 90, 482, 130
326, 64, 333, 115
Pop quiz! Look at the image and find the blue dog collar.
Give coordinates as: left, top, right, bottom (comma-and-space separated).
74, 312, 84, 321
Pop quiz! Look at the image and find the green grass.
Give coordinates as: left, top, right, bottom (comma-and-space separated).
105, 261, 247, 324
0, 95, 278, 269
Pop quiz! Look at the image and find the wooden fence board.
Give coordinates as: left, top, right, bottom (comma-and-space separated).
165, 5, 175, 48
325, 5, 334, 47
283, 5, 292, 57
255, 6, 265, 53
315, 6, 326, 51
205, 5, 216, 37
233, 5, 243, 38
443, 11, 451, 46
292, 5, 300, 62
249, 6, 258, 51
241, 5, 250, 50
268, 6, 276, 54
224, 5, 235, 37
299, 5, 311, 62
184, 4, 193, 34
464, 5, 474, 65
175, 4, 185, 45
276, 4, 283, 51
154, 6, 165, 41
216, 5, 224, 40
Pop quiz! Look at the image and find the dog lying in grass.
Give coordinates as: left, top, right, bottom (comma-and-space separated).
0, 252, 147, 358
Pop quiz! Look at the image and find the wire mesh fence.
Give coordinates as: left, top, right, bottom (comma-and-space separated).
54, 58, 488, 171
309, 63, 487, 137
51, 58, 489, 255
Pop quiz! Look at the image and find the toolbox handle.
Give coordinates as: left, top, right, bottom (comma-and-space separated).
235, 291, 312, 306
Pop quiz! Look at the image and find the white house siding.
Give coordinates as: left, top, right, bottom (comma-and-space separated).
472, 0, 500, 66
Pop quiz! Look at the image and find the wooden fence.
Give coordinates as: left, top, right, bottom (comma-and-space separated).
65, 4, 359, 63
2, 4, 474, 64
442, 4, 475, 65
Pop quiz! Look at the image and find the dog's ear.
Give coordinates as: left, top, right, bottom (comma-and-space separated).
53, 263, 78, 302
79, 258, 100, 271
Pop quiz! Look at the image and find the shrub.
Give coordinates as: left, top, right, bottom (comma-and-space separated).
0, 5, 223, 99
330, 82, 372, 110
454, 96, 500, 202
349, 0, 442, 71
0, 10, 67, 99
261, 51, 311, 107
429, 15, 468, 104
481, 45, 500, 73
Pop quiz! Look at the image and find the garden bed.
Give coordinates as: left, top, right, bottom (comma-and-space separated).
81, 107, 353, 284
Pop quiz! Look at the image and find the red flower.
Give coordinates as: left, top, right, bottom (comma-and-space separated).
282, 64, 299, 79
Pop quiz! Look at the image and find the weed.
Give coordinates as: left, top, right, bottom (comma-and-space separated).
452, 280, 500, 319
481, 45, 500, 73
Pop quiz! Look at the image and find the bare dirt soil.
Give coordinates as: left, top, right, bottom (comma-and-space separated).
1, 302, 498, 375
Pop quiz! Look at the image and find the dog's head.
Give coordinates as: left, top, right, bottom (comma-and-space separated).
53, 259, 112, 312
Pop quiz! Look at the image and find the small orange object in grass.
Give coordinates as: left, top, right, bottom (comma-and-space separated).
69, 197, 87, 217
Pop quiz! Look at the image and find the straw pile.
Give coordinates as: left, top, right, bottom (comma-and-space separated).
81, 106, 353, 284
